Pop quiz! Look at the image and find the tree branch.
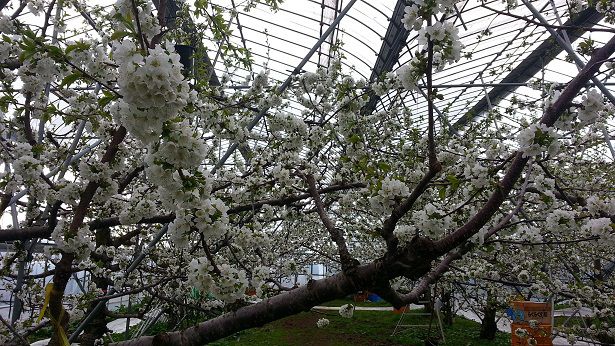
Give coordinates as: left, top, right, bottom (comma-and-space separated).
302, 173, 355, 270
433, 34, 615, 254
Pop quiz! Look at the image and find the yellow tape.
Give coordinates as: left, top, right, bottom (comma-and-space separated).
38, 283, 53, 323
56, 308, 70, 346
38, 283, 70, 346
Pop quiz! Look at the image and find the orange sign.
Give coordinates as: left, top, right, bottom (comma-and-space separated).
509, 301, 553, 346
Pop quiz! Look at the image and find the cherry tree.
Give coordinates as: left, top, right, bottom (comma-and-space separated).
0, 0, 614, 345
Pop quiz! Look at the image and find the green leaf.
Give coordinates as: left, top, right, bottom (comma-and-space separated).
22, 27, 38, 40
446, 174, 460, 191
65, 42, 91, 55
378, 162, 391, 172
60, 72, 82, 88
45, 45, 63, 60
0, 95, 14, 113
32, 144, 45, 155
98, 91, 117, 108
438, 186, 447, 200
110, 31, 131, 41
349, 134, 361, 144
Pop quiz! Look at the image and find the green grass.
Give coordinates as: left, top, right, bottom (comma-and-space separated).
102, 298, 511, 345
209, 304, 509, 346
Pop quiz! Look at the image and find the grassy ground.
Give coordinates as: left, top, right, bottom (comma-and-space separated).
208, 304, 510, 346
27, 298, 509, 345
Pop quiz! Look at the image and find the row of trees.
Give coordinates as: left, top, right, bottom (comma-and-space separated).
0, 0, 614, 344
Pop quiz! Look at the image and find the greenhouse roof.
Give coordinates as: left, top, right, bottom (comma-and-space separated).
195, 0, 615, 132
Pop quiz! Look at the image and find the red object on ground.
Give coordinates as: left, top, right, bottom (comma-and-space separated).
392, 305, 408, 314
354, 291, 368, 302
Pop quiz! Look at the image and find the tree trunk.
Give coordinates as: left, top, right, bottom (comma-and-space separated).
80, 277, 111, 345
422, 289, 433, 313
479, 293, 497, 340
81, 227, 113, 346
441, 291, 453, 326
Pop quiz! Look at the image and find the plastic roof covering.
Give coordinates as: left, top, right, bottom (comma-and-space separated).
207, 0, 393, 83
202, 0, 615, 161
203, 1, 613, 136
5, 0, 615, 160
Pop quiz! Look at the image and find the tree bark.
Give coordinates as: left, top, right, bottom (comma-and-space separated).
441, 291, 453, 326
479, 293, 497, 340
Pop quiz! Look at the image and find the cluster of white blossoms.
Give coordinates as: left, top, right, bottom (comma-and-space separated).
188, 258, 250, 303
517, 225, 543, 243
544, 210, 578, 234
78, 160, 119, 204
402, 3, 425, 31
585, 196, 615, 216
596, 0, 615, 23
119, 194, 157, 225
568, 0, 585, 14
417, 21, 462, 68
393, 224, 415, 243
267, 112, 309, 151
64, 39, 117, 84
403, 0, 459, 27
111, 0, 161, 39
11, 143, 40, 184
578, 89, 606, 123
167, 198, 229, 248
463, 159, 490, 189
8, 143, 51, 201
50, 220, 95, 260
338, 303, 355, 318
517, 270, 531, 283
18, 53, 62, 95
369, 177, 410, 214
582, 218, 613, 238
0, 37, 15, 63
398, 0, 463, 90
371, 72, 399, 96
113, 40, 189, 143
517, 123, 560, 158
409, 203, 454, 238
316, 318, 330, 328
246, 70, 270, 98
147, 121, 208, 170
0, 13, 15, 33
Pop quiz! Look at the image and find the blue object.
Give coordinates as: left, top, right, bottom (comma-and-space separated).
367, 293, 383, 302
505, 307, 525, 321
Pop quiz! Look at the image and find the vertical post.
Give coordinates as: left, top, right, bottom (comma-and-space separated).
125, 295, 132, 340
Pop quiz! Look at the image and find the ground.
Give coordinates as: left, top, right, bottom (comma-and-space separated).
208, 304, 510, 346
27, 299, 512, 345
